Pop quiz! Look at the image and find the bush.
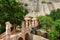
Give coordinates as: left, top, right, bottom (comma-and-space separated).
48, 26, 59, 40
50, 9, 60, 21
41, 1, 46, 4
54, 19, 60, 34
37, 9, 60, 40
37, 16, 53, 32
48, 19, 60, 40
0, 24, 5, 34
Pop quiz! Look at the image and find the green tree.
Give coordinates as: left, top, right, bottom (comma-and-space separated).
50, 9, 60, 21
37, 16, 53, 32
0, 24, 5, 34
0, 0, 28, 34
48, 19, 60, 40
54, 19, 60, 34
48, 26, 59, 40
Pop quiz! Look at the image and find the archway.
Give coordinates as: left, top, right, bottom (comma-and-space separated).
25, 33, 29, 40
18, 37, 23, 40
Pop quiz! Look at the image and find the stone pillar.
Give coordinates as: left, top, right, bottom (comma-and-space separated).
32, 18, 35, 27
22, 21, 25, 29
32, 17, 39, 27
24, 17, 31, 28
25, 20, 29, 28
29, 20, 32, 32
6, 22, 12, 40
24, 17, 31, 32
34, 18, 39, 27
21, 21, 26, 32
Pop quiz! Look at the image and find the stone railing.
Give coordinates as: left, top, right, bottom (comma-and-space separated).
0, 17, 39, 40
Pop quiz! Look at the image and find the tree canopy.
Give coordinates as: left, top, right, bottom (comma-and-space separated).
37, 16, 53, 32
50, 9, 60, 21
54, 19, 60, 33
48, 19, 60, 40
37, 8, 60, 40
0, 0, 28, 25
0, 0, 28, 34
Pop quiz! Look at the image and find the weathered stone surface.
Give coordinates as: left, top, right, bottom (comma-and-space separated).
0, 17, 40, 40
32, 34, 49, 40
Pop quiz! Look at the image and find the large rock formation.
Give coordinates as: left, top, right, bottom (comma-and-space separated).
17, 0, 60, 17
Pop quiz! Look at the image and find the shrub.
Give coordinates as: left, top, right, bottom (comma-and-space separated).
37, 16, 53, 32
48, 19, 60, 40
54, 19, 60, 34
50, 9, 60, 21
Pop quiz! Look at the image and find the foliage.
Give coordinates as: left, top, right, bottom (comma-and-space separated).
48, 26, 59, 40
0, 0, 28, 25
54, 19, 60, 34
37, 8, 60, 40
0, 0, 28, 34
0, 24, 5, 34
37, 16, 53, 32
48, 19, 60, 40
28, 16, 33, 19
47, 2, 52, 4
41, 1, 46, 4
50, 9, 60, 21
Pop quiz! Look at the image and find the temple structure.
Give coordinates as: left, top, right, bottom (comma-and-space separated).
0, 17, 49, 40
0, 0, 60, 40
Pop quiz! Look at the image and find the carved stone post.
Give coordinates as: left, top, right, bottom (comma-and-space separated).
6, 22, 12, 40
34, 18, 39, 27
24, 17, 31, 31
26, 20, 29, 28
21, 21, 26, 32
32, 17, 39, 27
29, 20, 32, 29
24, 17, 31, 28
32, 18, 35, 27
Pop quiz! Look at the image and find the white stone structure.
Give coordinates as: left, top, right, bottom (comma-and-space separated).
0, 17, 40, 40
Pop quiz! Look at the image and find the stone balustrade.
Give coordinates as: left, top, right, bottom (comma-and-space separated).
0, 17, 39, 40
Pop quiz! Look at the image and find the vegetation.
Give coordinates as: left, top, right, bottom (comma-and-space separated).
41, 1, 46, 4
48, 19, 60, 40
0, 0, 28, 34
0, 24, 5, 34
48, 26, 59, 40
37, 8, 60, 40
0, 0, 60, 40
49, 9, 60, 21
37, 16, 53, 32
54, 19, 60, 35
47, 2, 52, 4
